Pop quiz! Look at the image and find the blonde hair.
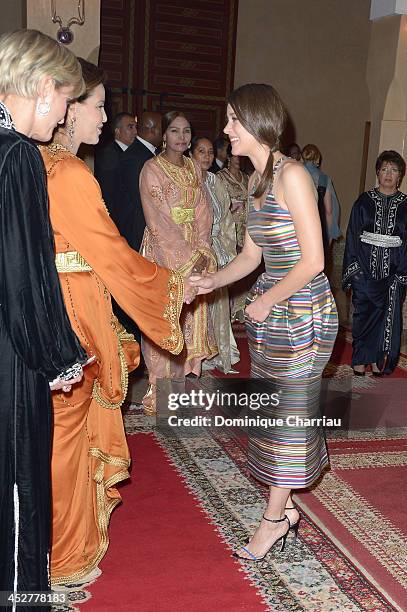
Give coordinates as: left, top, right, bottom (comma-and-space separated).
0, 29, 84, 99
302, 144, 322, 166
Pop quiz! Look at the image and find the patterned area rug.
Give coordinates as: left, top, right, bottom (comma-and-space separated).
52, 324, 407, 610
122, 407, 400, 611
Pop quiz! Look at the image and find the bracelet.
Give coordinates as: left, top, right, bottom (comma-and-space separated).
58, 362, 83, 382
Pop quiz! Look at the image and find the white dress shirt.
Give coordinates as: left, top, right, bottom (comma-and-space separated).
115, 139, 129, 151
136, 135, 156, 155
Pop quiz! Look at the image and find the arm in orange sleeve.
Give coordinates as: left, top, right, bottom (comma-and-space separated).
47, 156, 184, 355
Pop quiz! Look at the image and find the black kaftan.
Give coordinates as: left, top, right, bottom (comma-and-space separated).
0, 109, 86, 608
342, 188, 407, 373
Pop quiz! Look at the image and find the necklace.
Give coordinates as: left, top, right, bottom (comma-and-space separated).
47, 142, 72, 154
156, 154, 198, 189
51, 0, 85, 45
272, 155, 286, 172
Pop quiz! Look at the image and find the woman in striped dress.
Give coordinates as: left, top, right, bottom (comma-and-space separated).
191, 83, 338, 561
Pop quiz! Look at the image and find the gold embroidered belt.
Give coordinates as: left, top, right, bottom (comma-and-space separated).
170, 207, 195, 225
55, 251, 92, 273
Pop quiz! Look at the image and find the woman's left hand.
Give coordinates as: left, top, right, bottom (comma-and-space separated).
184, 277, 198, 304
245, 296, 271, 323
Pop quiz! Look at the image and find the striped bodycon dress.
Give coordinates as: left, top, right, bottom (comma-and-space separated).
245, 160, 338, 488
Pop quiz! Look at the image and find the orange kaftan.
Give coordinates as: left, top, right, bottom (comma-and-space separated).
41, 144, 183, 585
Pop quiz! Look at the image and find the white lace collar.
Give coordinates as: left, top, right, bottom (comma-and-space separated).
0, 100, 15, 130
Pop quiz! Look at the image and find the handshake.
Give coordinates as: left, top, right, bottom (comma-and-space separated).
184, 269, 217, 304
178, 252, 219, 304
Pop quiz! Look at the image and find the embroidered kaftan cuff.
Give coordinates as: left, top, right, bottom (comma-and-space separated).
158, 271, 184, 355
395, 274, 407, 286
342, 261, 361, 291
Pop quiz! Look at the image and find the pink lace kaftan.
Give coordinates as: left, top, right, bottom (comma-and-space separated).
140, 154, 218, 408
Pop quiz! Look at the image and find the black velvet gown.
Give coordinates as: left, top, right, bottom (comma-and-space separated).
0, 104, 86, 609
343, 188, 407, 373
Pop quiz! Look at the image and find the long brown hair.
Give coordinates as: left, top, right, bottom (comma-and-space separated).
228, 83, 287, 198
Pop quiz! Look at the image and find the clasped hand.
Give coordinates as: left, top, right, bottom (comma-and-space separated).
245, 296, 270, 323
184, 257, 213, 304
188, 272, 271, 322
184, 274, 212, 304
185, 271, 217, 305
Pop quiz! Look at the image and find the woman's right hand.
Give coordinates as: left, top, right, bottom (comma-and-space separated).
189, 272, 217, 294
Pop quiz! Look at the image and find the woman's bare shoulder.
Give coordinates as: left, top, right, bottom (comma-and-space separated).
280, 158, 307, 177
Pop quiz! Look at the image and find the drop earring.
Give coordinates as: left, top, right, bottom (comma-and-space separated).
66, 115, 76, 150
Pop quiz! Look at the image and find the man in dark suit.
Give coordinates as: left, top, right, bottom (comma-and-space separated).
120, 111, 162, 251
95, 112, 141, 338
209, 136, 229, 173
94, 112, 137, 244
95, 112, 162, 341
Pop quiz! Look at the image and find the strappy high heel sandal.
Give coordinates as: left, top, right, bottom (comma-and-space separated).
285, 505, 301, 540
233, 515, 290, 562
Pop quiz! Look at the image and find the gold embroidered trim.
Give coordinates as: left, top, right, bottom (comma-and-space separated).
159, 271, 184, 355
177, 247, 217, 277
177, 250, 203, 277
51, 448, 130, 586
40, 142, 75, 177
170, 206, 195, 225
155, 154, 199, 189
55, 251, 92, 273
91, 320, 132, 409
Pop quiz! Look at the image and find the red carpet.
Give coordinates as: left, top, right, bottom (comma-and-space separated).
82, 434, 266, 611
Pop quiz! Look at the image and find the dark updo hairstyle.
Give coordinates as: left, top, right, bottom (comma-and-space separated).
228, 83, 287, 198
375, 150, 406, 182
190, 135, 212, 154
76, 57, 106, 102
162, 110, 190, 134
